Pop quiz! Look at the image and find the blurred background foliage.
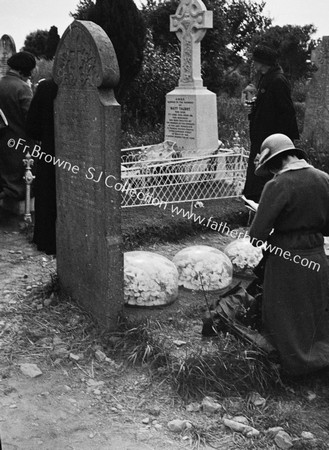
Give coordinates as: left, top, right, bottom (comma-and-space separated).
24, 0, 319, 150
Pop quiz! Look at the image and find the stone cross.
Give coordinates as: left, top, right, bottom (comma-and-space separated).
53, 20, 123, 330
170, 0, 213, 88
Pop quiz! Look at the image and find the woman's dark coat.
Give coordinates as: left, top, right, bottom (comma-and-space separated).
243, 66, 299, 201
26, 79, 58, 255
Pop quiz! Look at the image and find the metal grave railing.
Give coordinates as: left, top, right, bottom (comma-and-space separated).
120, 136, 249, 208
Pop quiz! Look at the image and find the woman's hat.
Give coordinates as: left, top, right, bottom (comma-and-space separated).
7, 51, 36, 72
252, 45, 278, 66
255, 133, 307, 177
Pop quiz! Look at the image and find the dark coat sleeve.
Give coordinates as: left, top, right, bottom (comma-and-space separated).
18, 83, 33, 120
26, 84, 44, 141
26, 79, 58, 143
271, 76, 300, 140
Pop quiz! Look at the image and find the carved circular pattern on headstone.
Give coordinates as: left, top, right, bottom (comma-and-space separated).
170, 0, 211, 86
53, 20, 119, 89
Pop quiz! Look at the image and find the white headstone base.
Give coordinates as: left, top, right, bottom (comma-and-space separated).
165, 87, 218, 156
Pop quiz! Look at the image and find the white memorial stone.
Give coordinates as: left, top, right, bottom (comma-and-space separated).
165, 0, 218, 156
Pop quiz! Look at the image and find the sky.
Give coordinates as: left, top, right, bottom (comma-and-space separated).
0, 0, 328, 52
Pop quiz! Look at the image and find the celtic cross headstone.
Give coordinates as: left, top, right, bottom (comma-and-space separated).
165, 0, 218, 156
170, 0, 212, 88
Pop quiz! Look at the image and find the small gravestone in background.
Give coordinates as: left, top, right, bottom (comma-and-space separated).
53, 20, 123, 330
164, 0, 218, 156
303, 36, 329, 150
0, 34, 16, 78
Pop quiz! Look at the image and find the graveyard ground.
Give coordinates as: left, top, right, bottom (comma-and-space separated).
1, 201, 329, 450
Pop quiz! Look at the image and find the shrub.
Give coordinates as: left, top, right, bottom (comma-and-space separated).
217, 93, 250, 148
299, 137, 329, 174
122, 33, 180, 131
293, 101, 306, 135
122, 123, 164, 148
121, 93, 250, 150
31, 58, 54, 84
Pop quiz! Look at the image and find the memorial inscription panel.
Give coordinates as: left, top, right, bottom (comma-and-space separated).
166, 97, 196, 142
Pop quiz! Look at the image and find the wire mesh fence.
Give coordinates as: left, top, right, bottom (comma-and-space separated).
120, 136, 249, 208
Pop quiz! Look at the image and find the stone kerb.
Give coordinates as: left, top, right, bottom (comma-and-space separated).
53, 20, 123, 330
0, 34, 16, 78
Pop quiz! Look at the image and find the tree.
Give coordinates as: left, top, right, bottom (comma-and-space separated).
72, 0, 146, 102
23, 29, 49, 58
122, 30, 180, 127
45, 26, 60, 60
250, 24, 317, 82
71, 0, 95, 19
142, 0, 271, 94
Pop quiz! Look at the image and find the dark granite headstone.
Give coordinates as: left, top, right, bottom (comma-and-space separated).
0, 35, 16, 78
303, 36, 329, 149
53, 20, 123, 329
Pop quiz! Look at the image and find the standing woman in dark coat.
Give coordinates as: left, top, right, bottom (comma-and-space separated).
26, 78, 58, 255
250, 133, 329, 375
243, 45, 299, 202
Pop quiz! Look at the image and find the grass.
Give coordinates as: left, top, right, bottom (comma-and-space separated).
122, 93, 251, 150
111, 319, 172, 370
3, 261, 329, 449
121, 198, 249, 250
1, 265, 281, 400
110, 316, 281, 399
170, 341, 280, 400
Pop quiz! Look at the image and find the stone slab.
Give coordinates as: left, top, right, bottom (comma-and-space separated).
0, 35, 16, 78
53, 20, 123, 330
303, 35, 329, 149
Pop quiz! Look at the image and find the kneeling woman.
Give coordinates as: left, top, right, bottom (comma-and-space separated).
250, 133, 329, 375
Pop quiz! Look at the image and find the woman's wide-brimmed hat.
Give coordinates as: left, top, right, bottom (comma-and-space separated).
255, 133, 307, 177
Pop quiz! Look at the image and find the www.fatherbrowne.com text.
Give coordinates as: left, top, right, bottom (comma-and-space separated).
12, 137, 321, 272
